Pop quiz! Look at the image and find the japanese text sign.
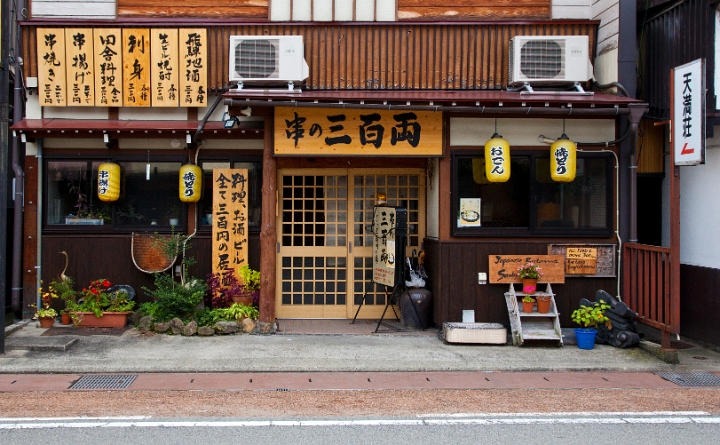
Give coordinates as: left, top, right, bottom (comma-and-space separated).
212, 169, 249, 280
673, 59, 706, 166
37, 27, 207, 107
372, 206, 399, 287
275, 107, 442, 156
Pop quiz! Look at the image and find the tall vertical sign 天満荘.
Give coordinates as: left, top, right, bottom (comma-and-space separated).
673, 59, 706, 166
212, 169, 249, 281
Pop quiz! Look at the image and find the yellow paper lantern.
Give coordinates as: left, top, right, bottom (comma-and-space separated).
484, 133, 511, 182
550, 135, 577, 182
97, 162, 121, 202
179, 163, 203, 202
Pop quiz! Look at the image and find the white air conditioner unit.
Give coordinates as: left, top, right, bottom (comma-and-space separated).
508, 36, 592, 85
229, 35, 309, 86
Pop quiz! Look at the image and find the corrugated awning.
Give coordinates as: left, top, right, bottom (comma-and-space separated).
10, 119, 263, 139
224, 89, 644, 116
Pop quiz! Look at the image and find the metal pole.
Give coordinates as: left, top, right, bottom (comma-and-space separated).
0, 0, 13, 353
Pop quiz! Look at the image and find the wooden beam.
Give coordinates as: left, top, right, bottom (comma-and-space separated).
259, 110, 277, 324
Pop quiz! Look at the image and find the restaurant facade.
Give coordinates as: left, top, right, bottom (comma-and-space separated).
9, 1, 649, 331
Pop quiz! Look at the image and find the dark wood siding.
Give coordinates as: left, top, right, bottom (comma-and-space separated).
425, 238, 618, 327
40, 233, 260, 311
680, 263, 720, 346
23, 22, 597, 92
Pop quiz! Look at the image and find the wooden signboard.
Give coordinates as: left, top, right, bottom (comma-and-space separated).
151, 29, 179, 107
65, 28, 95, 106
371, 206, 406, 287
122, 28, 151, 106
548, 244, 616, 277
37, 28, 67, 106
565, 247, 597, 275
488, 255, 565, 284
179, 29, 207, 107
212, 169, 250, 279
275, 107, 443, 156
94, 29, 123, 106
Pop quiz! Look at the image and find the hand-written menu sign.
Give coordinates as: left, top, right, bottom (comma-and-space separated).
488, 255, 565, 284
212, 169, 249, 279
372, 206, 399, 287
566, 247, 597, 275
94, 29, 123, 106
37, 28, 67, 106
65, 28, 95, 106
37, 27, 207, 107
275, 107, 443, 156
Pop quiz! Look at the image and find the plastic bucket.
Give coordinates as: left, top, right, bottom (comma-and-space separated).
574, 328, 598, 350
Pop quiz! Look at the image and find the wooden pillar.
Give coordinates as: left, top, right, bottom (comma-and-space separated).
668, 69, 681, 349
259, 109, 276, 324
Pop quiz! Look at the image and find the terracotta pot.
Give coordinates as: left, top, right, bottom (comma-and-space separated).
61, 312, 72, 325
522, 278, 537, 294
72, 312, 130, 328
536, 295, 551, 313
38, 316, 55, 328
231, 294, 254, 306
522, 301, 534, 313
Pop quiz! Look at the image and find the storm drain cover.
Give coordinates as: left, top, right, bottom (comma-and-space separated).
656, 372, 720, 387
70, 374, 137, 390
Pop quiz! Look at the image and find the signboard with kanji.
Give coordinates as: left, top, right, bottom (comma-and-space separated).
37, 28, 67, 106
94, 29, 123, 106
275, 107, 443, 156
673, 58, 706, 166
212, 169, 250, 280
123, 28, 151, 106
372, 206, 407, 287
179, 29, 207, 107
65, 28, 95, 106
151, 29, 179, 107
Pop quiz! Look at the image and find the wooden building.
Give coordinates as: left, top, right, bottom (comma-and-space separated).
9, 0, 648, 332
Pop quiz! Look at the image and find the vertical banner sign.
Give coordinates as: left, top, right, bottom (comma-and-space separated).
179, 29, 207, 107
37, 28, 67, 106
151, 29, 178, 107
212, 169, 249, 280
123, 28, 151, 107
65, 28, 95, 106
94, 29, 123, 106
673, 59, 706, 166
372, 206, 399, 287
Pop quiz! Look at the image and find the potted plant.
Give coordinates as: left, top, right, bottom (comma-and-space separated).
521, 295, 535, 313
46, 276, 79, 324
65, 182, 110, 225
70, 278, 136, 328
207, 265, 260, 308
536, 295, 552, 314
35, 280, 61, 327
517, 261, 543, 294
570, 300, 612, 350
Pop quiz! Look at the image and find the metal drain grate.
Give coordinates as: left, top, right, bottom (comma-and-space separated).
656, 372, 720, 387
70, 374, 138, 390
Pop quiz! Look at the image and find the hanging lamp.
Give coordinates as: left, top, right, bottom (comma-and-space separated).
484, 119, 511, 182
97, 161, 121, 202
179, 163, 203, 202
550, 120, 577, 182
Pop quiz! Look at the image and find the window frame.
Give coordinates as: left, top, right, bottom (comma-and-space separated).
451, 148, 614, 238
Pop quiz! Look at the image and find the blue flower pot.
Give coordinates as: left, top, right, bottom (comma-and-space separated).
574, 328, 598, 350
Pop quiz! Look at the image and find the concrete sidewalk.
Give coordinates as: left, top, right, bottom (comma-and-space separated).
3, 319, 720, 375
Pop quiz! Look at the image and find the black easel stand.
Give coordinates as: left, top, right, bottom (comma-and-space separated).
351, 281, 423, 333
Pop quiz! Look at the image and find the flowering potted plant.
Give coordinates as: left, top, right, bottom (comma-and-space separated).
207, 265, 260, 308
517, 261, 543, 294
69, 278, 136, 328
35, 281, 60, 327
571, 300, 612, 350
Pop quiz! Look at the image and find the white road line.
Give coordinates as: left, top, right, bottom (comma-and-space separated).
417, 411, 711, 418
1, 413, 719, 429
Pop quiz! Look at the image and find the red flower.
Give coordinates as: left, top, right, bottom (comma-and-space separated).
102, 280, 111, 287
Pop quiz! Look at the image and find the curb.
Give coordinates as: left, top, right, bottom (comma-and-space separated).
639, 340, 679, 364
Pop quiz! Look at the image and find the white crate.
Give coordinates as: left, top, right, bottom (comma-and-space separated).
442, 322, 507, 344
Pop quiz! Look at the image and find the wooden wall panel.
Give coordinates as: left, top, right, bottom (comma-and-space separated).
117, 0, 268, 18
397, 0, 550, 20
23, 23, 597, 93
680, 264, 720, 346
22, 157, 39, 319
425, 238, 618, 327
637, 119, 664, 174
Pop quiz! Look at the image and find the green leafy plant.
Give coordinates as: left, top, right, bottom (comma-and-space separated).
150, 229, 196, 285
571, 300, 612, 329
517, 261, 543, 279
522, 296, 535, 303
194, 307, 226, 327
33, 304, 58, 319
238, 264, 261, 293
70, 278, 136, 318
223, 303, 259, 321
142, 273, 206, 322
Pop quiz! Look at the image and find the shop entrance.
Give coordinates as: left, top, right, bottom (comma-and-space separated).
276, 169, 425, 319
